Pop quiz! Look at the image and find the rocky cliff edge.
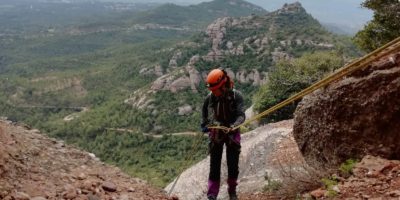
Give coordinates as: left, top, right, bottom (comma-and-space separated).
0, 120, 170, 200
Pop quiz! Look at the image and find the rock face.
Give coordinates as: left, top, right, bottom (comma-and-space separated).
150, 55, 202, 93
124, 89, 155, 109
0, 120, 169, 200
139, 65, 164, 77
278, 2, 305, 14
204, 17, 232, 61
178, 105, 193, 116
168, 51, 182, 69
293, 53, 400, 170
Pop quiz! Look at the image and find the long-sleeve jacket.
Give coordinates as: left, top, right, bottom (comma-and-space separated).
201, 89, 246, 128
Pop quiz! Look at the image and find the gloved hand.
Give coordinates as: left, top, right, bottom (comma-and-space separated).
226, 124, 238, 134
200, 124, 209, 133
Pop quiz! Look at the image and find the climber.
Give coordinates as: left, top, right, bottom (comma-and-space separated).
200, 68, 245, 200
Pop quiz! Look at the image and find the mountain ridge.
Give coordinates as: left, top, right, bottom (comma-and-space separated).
130, 0, 267, 28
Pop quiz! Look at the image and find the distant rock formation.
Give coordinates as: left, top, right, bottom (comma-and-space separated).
178, 105, 193, 116
293, 53, 400, 170
204, 17, 232, 61
139, 65, 164, 77
124, 89, 155, 109
278, 2, 305, 14
168, 51, 182, 70
150, 67, 267, 94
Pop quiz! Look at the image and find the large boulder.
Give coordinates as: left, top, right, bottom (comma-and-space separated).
293, 53, 400, 170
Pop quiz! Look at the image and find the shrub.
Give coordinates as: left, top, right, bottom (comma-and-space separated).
321, 176, 339, 197
253, 51, 344, 122
339, 159, 359, 177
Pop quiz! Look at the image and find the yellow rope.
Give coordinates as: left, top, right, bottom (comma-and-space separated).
209, 36, 400, 131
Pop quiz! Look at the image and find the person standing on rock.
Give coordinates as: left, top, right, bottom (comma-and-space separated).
201, 68, 245, 200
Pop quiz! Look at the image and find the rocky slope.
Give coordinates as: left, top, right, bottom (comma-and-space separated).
293, 53, 400, 170
0, 119, 170, 200
240, 155, 400, 200
308, 155, 400, 199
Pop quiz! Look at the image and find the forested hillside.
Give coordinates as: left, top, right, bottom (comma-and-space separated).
0, 0, 359, 187
131, 0, 266, 28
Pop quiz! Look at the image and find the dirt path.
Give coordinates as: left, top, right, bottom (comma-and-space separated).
105, 128, 204, 138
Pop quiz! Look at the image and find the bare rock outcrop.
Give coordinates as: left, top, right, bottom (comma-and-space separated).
155, 65, 164, 76
186, 65, 201, 93
169, 76, 192, 93
178, 105, 193, 116
150, 55, 202, 93
0, 120, 169, 200
271, 48, 292, 62
204, 17, 233, 61
151, 74, 176, 91
229, 69, 267, 86
206, 17, 232, 51
124, 89, 155, 109
151, 71, 196, 93
166, 120, 302, 200
293, 53, 400, 170
140, 65, 164, 77
278, 2, 304, 14
168, 51, 182, 69
186, 56, 202, 92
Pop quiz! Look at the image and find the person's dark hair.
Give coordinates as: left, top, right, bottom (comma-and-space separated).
220, 68, 233, 89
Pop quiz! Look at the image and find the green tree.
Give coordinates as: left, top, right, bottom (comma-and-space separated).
253, 51, 344, 122
354, 0, 400, 52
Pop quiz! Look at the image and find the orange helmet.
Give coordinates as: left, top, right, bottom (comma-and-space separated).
206, 69, 227, 91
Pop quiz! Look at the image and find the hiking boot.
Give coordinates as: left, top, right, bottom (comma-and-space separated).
229, 193, 238, 200
207, 196, 217, 200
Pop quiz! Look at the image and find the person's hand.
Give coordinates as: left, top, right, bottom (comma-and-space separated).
200, 124, 209, 133
211, 121, 221, 127
225, 124, 237, 134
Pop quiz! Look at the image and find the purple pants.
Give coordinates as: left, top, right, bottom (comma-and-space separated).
207, 129, 241, 197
